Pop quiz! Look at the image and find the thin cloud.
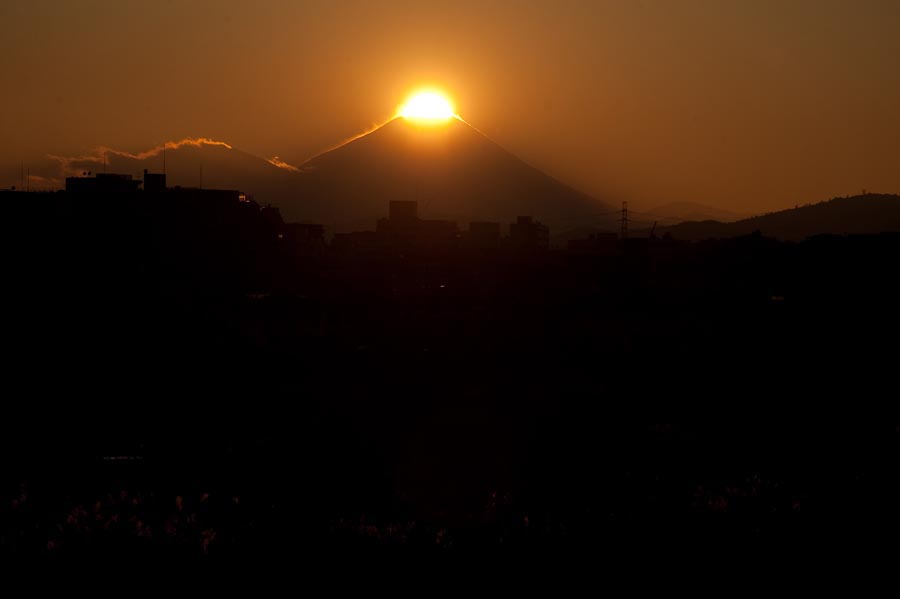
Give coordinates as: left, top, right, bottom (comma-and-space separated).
318, 118, 394, 156
25, 174, 63, 190
266, 156, 300, 172
49, 138, 234, 177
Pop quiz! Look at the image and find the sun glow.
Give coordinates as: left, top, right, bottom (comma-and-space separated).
397, 91, 456, 122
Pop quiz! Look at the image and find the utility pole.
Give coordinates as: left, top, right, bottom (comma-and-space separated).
620, 201, 628, 240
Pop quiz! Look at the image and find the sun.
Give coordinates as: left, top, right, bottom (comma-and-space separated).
397, 91, 456, 122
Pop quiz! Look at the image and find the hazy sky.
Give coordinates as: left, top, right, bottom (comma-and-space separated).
2, 0, 899, 212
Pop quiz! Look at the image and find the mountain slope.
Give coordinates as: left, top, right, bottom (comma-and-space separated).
285, 117, 612, 230
657, 194, 900, 241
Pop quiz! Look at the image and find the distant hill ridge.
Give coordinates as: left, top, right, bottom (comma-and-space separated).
656, 193, 900, 241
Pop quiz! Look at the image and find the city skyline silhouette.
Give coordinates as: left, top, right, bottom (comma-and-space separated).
3, 0, 899, 563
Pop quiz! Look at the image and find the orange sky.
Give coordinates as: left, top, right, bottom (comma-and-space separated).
2, 0, 899, 213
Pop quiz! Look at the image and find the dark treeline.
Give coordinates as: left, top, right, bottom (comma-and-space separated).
1, 186, 896, 559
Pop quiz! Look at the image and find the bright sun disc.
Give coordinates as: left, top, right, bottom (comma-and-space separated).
398, 91, 456, 121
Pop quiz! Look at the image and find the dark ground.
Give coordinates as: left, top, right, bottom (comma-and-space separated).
2, 190, 894, 559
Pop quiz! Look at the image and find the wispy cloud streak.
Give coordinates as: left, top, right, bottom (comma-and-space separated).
49, 138, 234, 176
266, 156, 300, 172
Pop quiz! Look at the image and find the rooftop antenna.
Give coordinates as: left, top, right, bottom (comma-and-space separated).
20, 161, 24, 191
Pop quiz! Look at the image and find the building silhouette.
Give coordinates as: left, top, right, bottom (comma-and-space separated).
462, 222, 501, 250
508, 216, 549, 251
143, 169, 167, 194
281, 223, 326, 257
376, 200, 458, 251
567, 232, 619, 256
66, 173, 142, 195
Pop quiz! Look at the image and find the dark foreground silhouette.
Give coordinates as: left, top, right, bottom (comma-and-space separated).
2, 183, 896, 559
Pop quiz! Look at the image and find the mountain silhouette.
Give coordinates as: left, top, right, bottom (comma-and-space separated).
656, 193, 900, 241
285, 117, 612, 230
644, 201, 747, 226
47, 119, 611, 231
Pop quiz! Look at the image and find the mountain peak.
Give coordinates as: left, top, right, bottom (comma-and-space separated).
289, 117, 611, 230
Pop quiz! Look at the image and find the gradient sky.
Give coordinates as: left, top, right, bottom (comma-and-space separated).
2, 0, 899, 213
